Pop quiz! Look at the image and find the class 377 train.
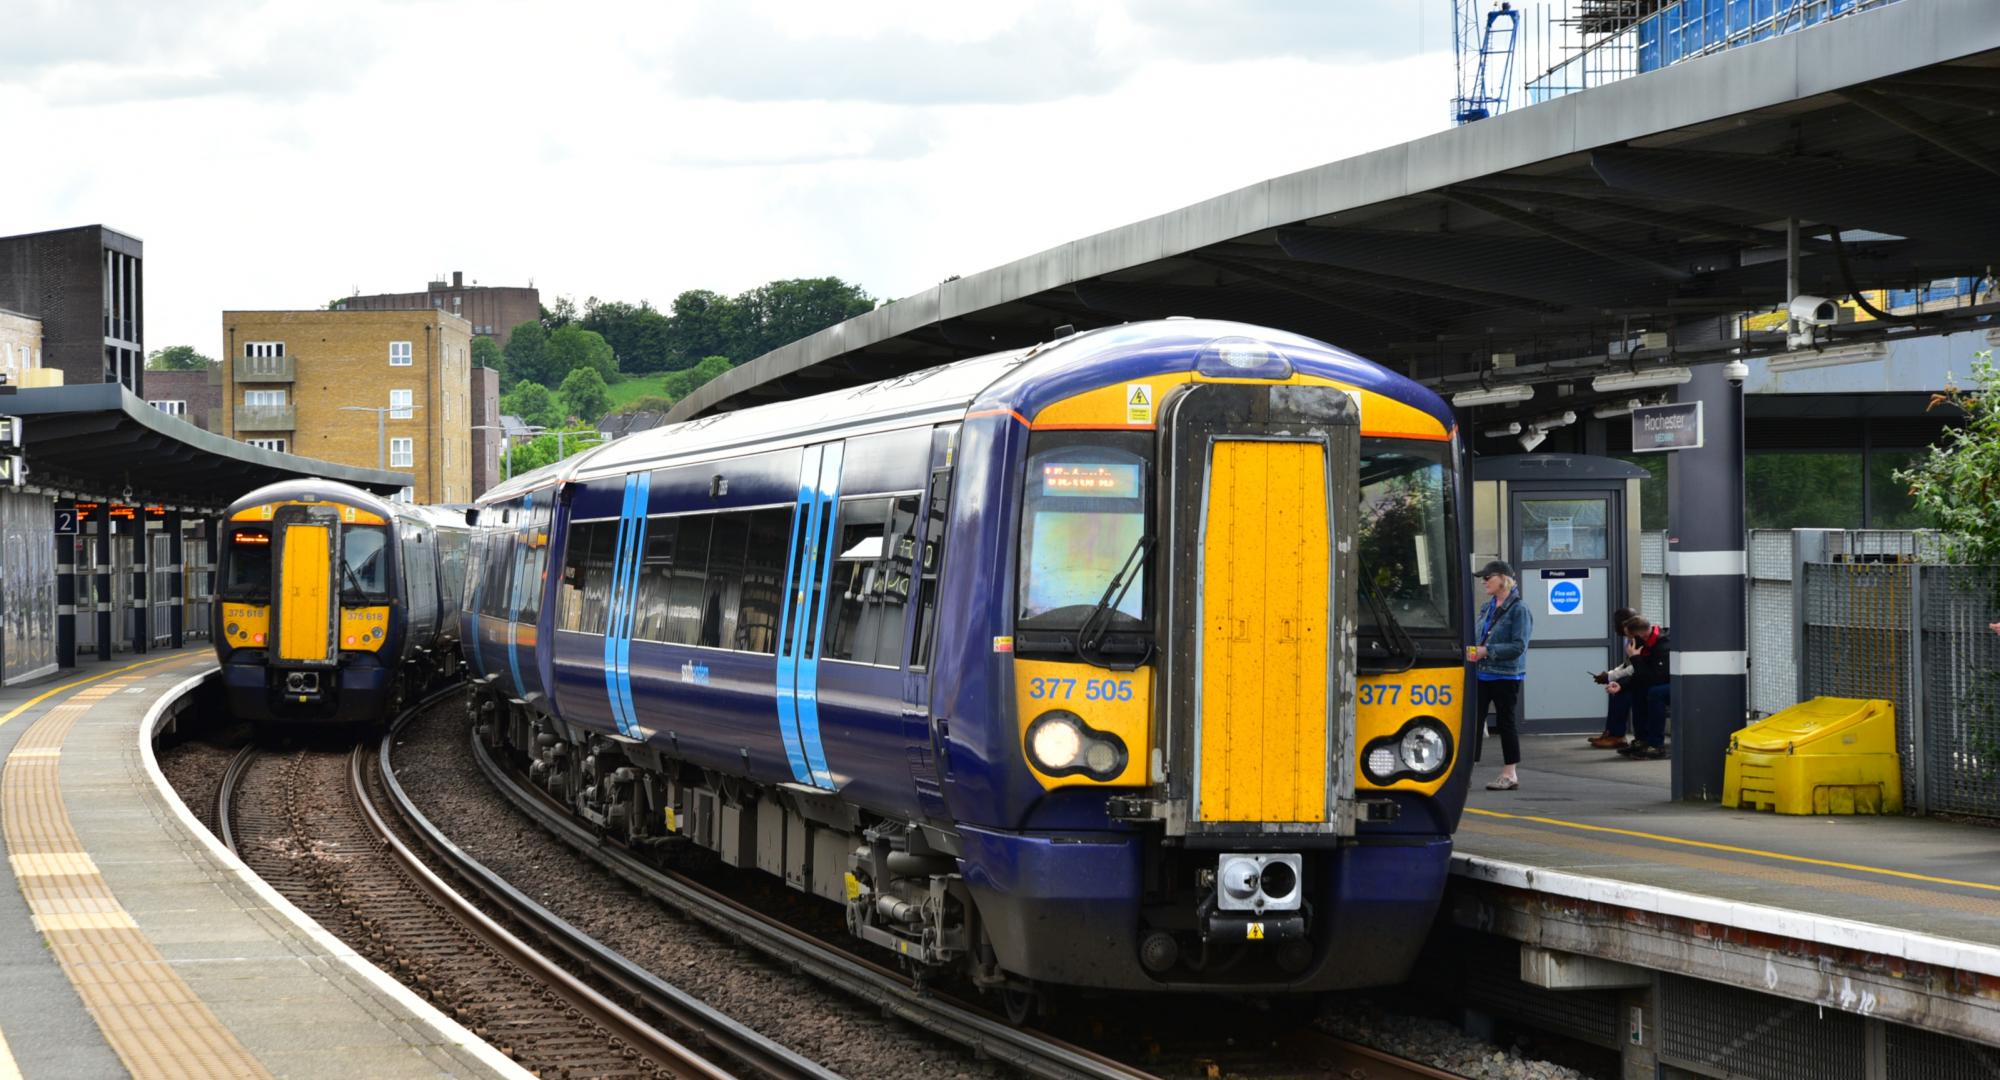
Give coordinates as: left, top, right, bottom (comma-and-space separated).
254, 319, 1477, 1008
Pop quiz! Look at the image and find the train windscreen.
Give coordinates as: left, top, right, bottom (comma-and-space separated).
1016, 433, 1151, 632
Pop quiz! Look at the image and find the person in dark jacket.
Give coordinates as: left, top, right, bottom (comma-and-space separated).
1608, 614, 1671, 760
1588, 607, 1641, 749
1469, 559, 1533, 790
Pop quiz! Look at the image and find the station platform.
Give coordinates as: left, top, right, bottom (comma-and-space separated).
0, 646, 526, 1080
1456, 736, 2000, 1046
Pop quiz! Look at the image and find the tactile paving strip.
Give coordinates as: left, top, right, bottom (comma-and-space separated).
1, 666, 274, 1080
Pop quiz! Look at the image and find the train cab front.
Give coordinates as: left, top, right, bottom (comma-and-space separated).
215, 500, 399, 725
957, 331, 1469, 995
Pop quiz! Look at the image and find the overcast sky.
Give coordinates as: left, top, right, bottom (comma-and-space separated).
3, 1, 1453, 361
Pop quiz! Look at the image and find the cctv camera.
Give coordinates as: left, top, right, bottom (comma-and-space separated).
1723, 359, 1749, 385
1518, 429, 1548, 452
1788, 295, 1839, 328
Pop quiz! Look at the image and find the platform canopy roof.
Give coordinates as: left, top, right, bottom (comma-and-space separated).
7, 384, 407, 509
675, 0, 2000, 430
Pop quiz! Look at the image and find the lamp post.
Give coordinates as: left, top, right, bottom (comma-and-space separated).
341, 403, 423, 501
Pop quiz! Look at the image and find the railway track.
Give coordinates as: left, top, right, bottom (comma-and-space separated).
218, 688, 826, 1080
456, 727, 1461, 1080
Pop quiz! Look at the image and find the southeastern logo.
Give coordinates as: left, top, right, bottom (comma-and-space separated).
679, 661, 710, 686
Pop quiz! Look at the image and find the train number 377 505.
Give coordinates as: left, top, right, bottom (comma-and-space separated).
1357, 683, 1454, 707
1027, 677, 1135, 702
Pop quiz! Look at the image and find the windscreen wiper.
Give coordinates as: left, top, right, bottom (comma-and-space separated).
1359, 572, 1420, 674
1076, 534, 1155, 671
340, 558, 370, 603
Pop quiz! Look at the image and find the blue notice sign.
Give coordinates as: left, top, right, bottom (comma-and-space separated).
1549, 579, 1582, 615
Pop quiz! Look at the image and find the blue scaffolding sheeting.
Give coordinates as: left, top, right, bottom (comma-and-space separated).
1529, 0, 1898, 103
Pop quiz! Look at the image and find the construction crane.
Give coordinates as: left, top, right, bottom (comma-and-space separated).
1452, 1, 1522, 124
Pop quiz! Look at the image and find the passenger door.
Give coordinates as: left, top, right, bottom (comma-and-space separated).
776, 444, 842, 788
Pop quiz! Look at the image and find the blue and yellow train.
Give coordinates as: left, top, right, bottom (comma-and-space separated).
215, 480, 472, 726
464, 319, 1473, 1005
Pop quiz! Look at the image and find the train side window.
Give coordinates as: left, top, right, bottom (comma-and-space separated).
665, 516, 711, 645
909, 466, 953, 671
701, 515, 748, 649
517, 502, 552, 624
632, 522, 675, 642
735, 508, 791, 654
580, 521, 617, 631
558, 521, 598, 632
822, 496, 910, 666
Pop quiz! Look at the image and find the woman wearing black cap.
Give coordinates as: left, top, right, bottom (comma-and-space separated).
1469, 559, 1533, 790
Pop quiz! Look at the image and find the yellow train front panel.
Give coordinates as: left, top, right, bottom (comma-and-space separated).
1355, 666, 1465, 796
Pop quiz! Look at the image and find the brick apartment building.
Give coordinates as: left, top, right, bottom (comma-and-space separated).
0, 309, 44, 385
471, 365, 500, 497
143, 367, 221, 431
0, 225, 145, 393
219, 310, 473, 504
334, 271, 540, 347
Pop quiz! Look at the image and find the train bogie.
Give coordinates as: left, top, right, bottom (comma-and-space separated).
467, 319, 1475, 999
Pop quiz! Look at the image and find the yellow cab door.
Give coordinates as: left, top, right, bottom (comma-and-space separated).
1159, 379, 1359, 837
274, 516, 338, 664
1196, 439, 1331, 823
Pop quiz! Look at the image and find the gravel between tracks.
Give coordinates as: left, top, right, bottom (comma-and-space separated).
392, 702, 1007, 1080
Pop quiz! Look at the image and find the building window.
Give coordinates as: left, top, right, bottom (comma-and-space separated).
390, 341, 413, 366
247, 438, 288, 453
245, 389, 286, 406
391, 437, 414, 467
246, 341, 284, 358
148, 400, 187, 416
390, 388, 413, 419
391, 486, 414, 504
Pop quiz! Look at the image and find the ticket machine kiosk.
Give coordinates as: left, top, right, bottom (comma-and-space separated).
1472, 454, 1647, 731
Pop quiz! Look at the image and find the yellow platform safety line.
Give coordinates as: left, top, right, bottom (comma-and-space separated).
0, 1027, 19, 1080
0, 653, 187, 734
1465, 806, 2000, 895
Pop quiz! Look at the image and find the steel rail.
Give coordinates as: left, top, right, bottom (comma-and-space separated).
346, 741, 736, 1080
376, 716, 836, 1080
468, 729, 1162, 1080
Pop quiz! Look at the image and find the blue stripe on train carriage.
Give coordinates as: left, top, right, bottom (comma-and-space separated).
773, 447, 818, 784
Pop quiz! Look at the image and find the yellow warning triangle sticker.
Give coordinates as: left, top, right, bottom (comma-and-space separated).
1127, 384, 1151, 406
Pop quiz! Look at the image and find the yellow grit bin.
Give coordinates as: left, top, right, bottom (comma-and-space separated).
1722, 696, 1903, 815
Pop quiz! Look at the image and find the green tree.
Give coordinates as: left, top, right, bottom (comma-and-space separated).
503, 322, 555, 388
730, 277, 875, 361
559, 367, 612, 425
470, 336, 503, 371
662, 355, 734, 401
545, 325, 617, 382
583, 299, 673, 374
500, 380, 562, 430
663, 289, 740, 371
1897, 352, 2000, 563
504, 425, 603, 476
146, 345, 213, 371
541, 296, 579, 331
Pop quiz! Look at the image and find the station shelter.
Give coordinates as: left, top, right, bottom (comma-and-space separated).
0, 383, 404, 684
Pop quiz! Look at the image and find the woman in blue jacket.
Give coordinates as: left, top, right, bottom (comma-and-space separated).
1469, 559, 1534, 790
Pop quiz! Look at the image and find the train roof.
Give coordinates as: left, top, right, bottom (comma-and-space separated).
473, 320, 1450, 505
222, 477, 399, 520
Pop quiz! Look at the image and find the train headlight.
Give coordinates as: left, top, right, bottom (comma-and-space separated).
1196, 335, 1294, 380
1025, 711, 1127, 781
1361, 717, 1453, 784
1400, 724, 1448, 775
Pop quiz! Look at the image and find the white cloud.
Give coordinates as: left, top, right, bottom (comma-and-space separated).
0, 1, 1452, 362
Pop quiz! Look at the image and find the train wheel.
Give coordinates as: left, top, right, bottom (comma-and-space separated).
1000, 983, 1040, 1027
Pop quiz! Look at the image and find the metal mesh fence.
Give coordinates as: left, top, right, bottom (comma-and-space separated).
1640, 531, 1669, 625
1886, 1020, 2000, 1079
1802, 562, 1918, 809
1660, 975, 1866, 1080
1748, 530, 1795, 718
1919, 566, 2000, 819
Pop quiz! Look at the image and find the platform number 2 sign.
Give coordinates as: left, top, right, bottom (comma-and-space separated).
55, 509, 77, 535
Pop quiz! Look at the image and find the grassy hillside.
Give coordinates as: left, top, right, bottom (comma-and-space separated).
606, 372, 675, 411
